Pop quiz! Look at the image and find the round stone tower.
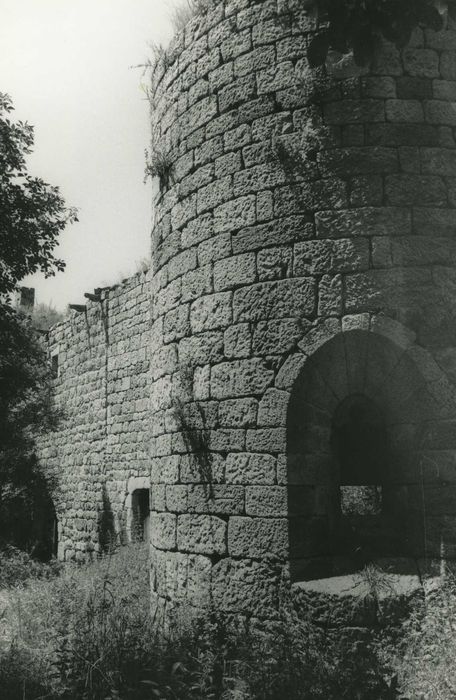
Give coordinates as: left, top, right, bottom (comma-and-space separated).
148, 0, 456, 624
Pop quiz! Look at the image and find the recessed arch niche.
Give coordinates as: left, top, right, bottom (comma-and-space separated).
287, 329, 456, 582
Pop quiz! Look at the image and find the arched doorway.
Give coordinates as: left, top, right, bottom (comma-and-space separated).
287, 329, 455, 581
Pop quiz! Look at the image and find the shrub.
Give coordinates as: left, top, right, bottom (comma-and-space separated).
395, 574, 456, 699
0, 546, 62, 587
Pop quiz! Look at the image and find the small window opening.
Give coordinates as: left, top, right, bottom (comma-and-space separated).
331, 394, 387, 520
131, 489, 150, 542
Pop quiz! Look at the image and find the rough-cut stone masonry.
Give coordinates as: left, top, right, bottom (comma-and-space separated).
36, 0, 456, 626
147, 0, 456, 623
36, 271, 150, 561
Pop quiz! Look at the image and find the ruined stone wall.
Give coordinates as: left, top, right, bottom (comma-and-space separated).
36, 270, 150, 560
148, 0, 456, 622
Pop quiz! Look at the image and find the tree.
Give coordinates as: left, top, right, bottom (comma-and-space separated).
0, 94, 74, 557
305, 0, 456, 68
0, 92, 77, 300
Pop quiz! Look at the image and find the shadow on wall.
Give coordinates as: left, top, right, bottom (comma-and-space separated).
287, 329, 456, 582
99, 483, 116, 553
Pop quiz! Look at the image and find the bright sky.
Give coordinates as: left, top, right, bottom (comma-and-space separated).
1, 0, 179, 309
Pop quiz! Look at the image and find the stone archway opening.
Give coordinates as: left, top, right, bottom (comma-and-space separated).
287, 329, 454, 583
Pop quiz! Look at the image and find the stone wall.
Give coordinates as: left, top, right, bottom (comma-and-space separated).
148, 0, 456, 623
36, 271, 150, 561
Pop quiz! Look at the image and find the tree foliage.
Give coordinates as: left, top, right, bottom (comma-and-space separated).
0, 94, 71, 556
0, 306, 59, 557
306, 0, 455, 68
0, 92, 77, 299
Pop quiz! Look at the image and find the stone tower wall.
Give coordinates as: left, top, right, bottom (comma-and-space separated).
148, 0, 456, 621
36, 271, 150, 560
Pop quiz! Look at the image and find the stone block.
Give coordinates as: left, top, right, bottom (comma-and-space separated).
403, 48, 439, 78
213, 195, 257, 233
252, 318, 303, 355
433, 79, 456, 100
235, 45, 275, 76
179, 332, 224, 365
421, 147, 456, 175
366, 123, 438, 147
198, 233, 232, 266
208, 428, 246, 451
234, 162, 287, 196
257, 246, 292, 280
225, 452, 276, 484
385, 174, 446, 206
319, 146, 399, 176
177, 514, 227, 555
361, 76, 396, 98
197, 176, 232, 214
228, 517, 288, 558
425, 100, 456, 126
151, 456, 180, 484
397, 76, 432, 100
323, 99, 385, 124
385, 99, 424, 122
246, 427, 286, 452
181, 265, 212, 303
218, 74, 256, 113
294, 239, 369, 275
215, 150, 243, 178
224, 322, 252, 358
315, 207, 411, 239
245, 486, 287, 516
212, 558, 280, 616
190, 292, 233, 332
214, 252, 257, 290
224, 123, 251, 151
318, 274, 343, 316
211, 358, 274, 399
233, 278, 315, 322
256, 60, 296, 94
232, 216, 313, 254
166, 485, 188, 513
150, 513, 176, 550
441, 51, 456, 80
413, 208, 456, 236
218, 397, 258, 427
181, 212, 214, 248
187, 484, 244, 514
344, 269, 433, 313
257, 388, 290, 427
180, 453, 225, 484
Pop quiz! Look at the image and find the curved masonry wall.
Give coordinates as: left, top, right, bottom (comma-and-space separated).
148, 0, 456, 622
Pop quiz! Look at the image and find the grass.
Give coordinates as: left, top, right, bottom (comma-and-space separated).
4, 544, 454, 699
169, 0, 213, 33
394, 573, 456, 699
0, 543, 401, 699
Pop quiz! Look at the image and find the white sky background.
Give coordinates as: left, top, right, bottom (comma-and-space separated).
1, 0, 180, 309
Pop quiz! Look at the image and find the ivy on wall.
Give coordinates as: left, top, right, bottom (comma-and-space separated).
305, 0, 456, 67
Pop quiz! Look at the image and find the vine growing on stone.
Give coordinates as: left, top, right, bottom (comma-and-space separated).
305, 0, 455, 67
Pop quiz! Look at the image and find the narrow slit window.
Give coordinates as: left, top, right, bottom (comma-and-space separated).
131, 488, 150, 542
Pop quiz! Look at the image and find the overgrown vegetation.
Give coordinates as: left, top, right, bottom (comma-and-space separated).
0, 307, 60, 559
169, 0, 214, 33
305, 0, 453, 67
0, 543, 402, 700
0, 93, 77, 301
